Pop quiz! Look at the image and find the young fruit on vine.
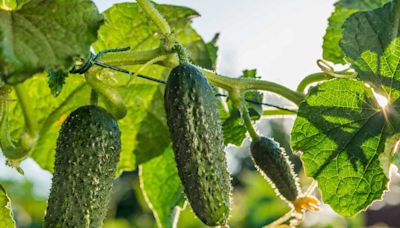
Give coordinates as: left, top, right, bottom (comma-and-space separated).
164, 63, 231, 226
44, 105, 121, 228
250, 137, 320, 216
250, 136, 300, 202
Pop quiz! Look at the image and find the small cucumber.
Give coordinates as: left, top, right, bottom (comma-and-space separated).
250, 137, 300, 202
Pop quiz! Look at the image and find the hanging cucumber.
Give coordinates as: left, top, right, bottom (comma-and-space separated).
250, 137, 300, 203
44, 105, 121, 228
164, 63, 231, 226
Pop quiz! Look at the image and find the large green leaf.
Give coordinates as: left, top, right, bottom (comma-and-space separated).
140, 147, 184, 228
0, 185, 15, 228
292, 78, 390, 216
94, 2, 215, 173
340, 1, 400, 100
322, 0, 390, 64
294, 2, 400, 215
0, 0, 103, 84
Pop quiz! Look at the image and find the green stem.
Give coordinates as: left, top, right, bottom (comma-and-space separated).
85, 70, 127, 120
173, 43, 189, 64
242, 107, 260, 141
201, 68, 304, 106
263, 109, 297, 116
90, 89, 98, 105
263, 210, 294, 228
97, 48, 164, 66
14, 84, 37, 135
296, 72, 332, 94
230, 89, 260, 141
136, 0, 171, 35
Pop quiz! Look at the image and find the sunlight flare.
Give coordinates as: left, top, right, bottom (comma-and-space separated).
373, 91, 389, 108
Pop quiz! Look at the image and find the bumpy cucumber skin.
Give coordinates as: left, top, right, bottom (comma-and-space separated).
164, 64, 231, 226
44, 105, 121, 228
250, 137, 300, 202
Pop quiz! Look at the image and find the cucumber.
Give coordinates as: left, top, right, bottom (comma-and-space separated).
44, 105, 121, 228
164, 63, 231, 226
250, 137, 300, 202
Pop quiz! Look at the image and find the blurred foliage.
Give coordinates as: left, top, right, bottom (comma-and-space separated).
0, 180, 46, 228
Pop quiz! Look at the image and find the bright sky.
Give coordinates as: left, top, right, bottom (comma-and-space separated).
0, 0, 337, 196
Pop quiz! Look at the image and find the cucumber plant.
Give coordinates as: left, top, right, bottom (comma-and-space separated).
1, 0, 400, 227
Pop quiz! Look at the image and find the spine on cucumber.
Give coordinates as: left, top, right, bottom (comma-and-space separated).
44, 105, 121, 228
250, 137, 300, 202
164, 63, 231, 226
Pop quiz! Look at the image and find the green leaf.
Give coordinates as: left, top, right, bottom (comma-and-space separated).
93, 2, 200, 54
294, 2, 400, 215
339, 0, 390, 8
0, 0, 103, 84
206, 33, 219, 71
186, 33, 220, 70
340, 1, 400, 100
47, 70, 69, 97
221, 69, 263, 146
93, 2, 214, 69
140, 147, 185, 228
291, 78, 390, 216
222, 109, 247, 146
9, 74, 90, 172
186, 40, 212, 70
0, 185, 15, 228
94, 2, 214, 172
322, 0, 390, 64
